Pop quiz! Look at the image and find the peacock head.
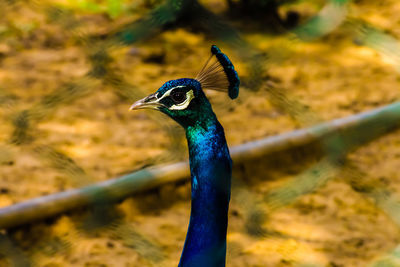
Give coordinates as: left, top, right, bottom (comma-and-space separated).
130, 45, 240, 128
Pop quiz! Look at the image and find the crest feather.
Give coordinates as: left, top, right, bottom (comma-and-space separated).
195, 45, 240, 99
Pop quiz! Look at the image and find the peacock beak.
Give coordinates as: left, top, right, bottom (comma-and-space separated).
129, 93, 162, 111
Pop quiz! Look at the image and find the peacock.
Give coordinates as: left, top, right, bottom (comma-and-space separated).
130, 45, 240, 266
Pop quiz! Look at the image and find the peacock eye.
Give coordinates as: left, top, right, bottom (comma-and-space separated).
170, 90, 186, 104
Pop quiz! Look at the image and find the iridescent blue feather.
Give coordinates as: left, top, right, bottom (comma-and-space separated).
131, 45, 240, 267
210, 45, 240, 99
196, 45, 240, 100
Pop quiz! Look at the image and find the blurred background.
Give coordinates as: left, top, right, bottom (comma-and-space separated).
1, 0, 400, 266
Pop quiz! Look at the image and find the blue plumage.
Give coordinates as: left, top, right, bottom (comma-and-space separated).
180, 119, 232, 266
210, 45, 240, 99
130, 45, 240, 266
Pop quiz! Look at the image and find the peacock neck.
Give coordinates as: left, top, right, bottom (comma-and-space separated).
179, 113, 232, 267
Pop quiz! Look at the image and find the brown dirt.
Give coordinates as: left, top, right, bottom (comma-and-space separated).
1, 0, 400, 266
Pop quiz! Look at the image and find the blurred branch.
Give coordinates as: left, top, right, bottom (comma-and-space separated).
110, 0, 197, 45
293, 0, 350, 41
1, 100, 400, 229
348, 18, 400, 72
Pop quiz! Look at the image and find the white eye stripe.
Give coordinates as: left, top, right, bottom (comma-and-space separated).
169, 90, 195, 110
155, 86, 186, 102
152, 86, 195, 110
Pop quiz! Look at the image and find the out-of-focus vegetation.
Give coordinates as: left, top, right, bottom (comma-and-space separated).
1, 0, 400, 266
52, 0, 166, 18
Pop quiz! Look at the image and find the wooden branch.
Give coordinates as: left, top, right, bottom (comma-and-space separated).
1, 101, 400, 229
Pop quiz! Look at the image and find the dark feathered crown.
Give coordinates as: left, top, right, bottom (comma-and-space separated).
196, 45, 240, 99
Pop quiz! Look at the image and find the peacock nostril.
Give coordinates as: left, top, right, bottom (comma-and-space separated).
144, 93, 158, 102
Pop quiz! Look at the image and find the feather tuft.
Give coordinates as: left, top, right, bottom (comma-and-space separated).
196, 45, 240, 99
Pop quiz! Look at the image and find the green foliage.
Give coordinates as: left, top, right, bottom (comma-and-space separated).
293, 0, 350, 40
55, 0, 130, 18
227, 0, 298, 9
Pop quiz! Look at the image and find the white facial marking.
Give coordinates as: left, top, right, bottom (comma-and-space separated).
150, 86, 195, 111
169, 90, 195, 110
156, 86, 186, 102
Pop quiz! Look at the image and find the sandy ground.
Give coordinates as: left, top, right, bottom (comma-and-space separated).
1, 0, 400, 266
